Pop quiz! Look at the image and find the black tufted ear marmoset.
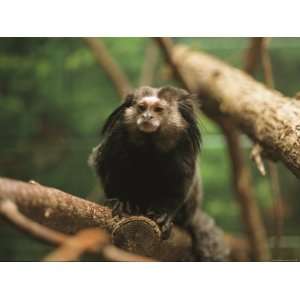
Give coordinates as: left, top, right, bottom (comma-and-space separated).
89, 86, 228, 261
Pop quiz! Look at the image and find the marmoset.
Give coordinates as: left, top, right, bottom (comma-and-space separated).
89, 86, 228, 261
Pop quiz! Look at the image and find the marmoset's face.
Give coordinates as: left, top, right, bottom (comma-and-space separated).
134, 96, 168, 133
124, 95, 169, 133
123, 86, 188, 139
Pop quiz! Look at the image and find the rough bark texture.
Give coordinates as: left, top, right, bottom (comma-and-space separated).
0, 177, 248, 261
155, 37, 270, 261
0, 177, 194, 261
168, 45, 300, 178
0, 200, 155, 261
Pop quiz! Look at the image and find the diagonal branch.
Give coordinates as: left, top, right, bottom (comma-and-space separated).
155, 37, 270, 261
0, 199, 66, 244
44, 228, 110, 261
83, 37, 132, 98
154, 38, 300, 179
154, 37, 191, 90
44, 228, 155, 262
139, 41, 159, 86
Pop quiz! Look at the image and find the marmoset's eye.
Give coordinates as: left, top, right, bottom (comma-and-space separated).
137, 103, 147, 112
154, 106, 164, 113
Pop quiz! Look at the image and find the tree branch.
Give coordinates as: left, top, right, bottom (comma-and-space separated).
83, 37, 132, 98
0, 177, 194, 261
44, 227, 154, 262
154, 37, 191, 90
44, 228, 110, 261
139, 41, 159, 86
258, 37, 284, 255
244, 37, 264, 74
0, 198, 154, 261
155, 38, 300, 178
0, 198, 66, 244
155, 37, 270, 261
244, 37, 284, 255
218, 117, 270, 260
0, 177, 247, 261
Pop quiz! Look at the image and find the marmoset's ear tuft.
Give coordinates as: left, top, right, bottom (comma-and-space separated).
123, 93, 134, 105
101, 94, 134, 135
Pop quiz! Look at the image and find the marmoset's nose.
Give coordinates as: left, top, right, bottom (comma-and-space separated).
142, 111, 153, 120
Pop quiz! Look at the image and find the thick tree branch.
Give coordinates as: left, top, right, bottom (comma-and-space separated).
0, 177, 247, 261
83, 37, 132, 98
155, 38, 300, 178
0, 177, 194, 261
155, 37, 270, 261
0, 199, 153, 261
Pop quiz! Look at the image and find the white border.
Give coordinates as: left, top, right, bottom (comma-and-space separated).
0, 0, 300, 36
0, 262, 299, 300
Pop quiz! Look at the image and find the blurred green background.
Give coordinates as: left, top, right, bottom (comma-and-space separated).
0, 37, 300, 261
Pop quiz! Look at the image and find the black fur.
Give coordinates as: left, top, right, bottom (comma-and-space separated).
90, 86, 228, 261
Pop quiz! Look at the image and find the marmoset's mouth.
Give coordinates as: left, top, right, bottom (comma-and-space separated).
137, 120, 160, 133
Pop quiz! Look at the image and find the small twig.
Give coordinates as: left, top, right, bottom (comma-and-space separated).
83, 37, 132, 98
44, 228, 110, 261
43, 226, 154, 261
44, 224, 155, 262
251, 144, 267, 176
0, 199, 66, 244
244, 38, 267, 176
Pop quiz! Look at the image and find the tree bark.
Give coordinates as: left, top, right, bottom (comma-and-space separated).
0, 177, 194, 261
155, 37, 271, 261
0, 177, 248, 261
162, 44, 300, 178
